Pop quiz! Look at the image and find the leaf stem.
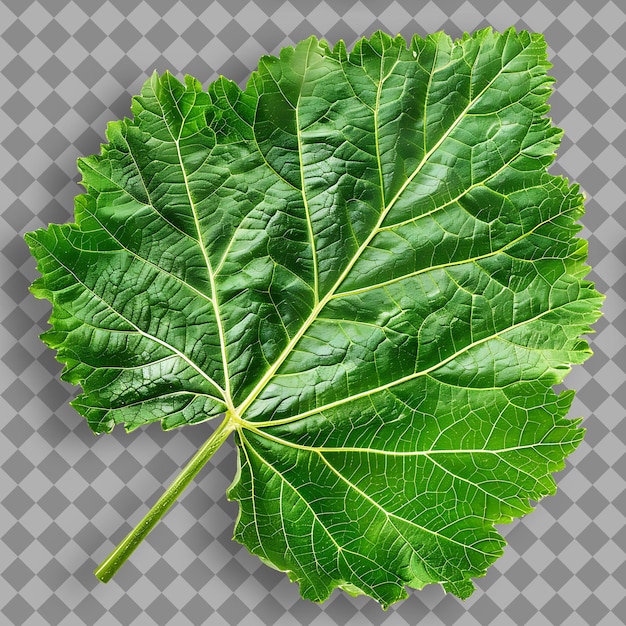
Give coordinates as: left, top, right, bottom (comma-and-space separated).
94, 414, 234, 583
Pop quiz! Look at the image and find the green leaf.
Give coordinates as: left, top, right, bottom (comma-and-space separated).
26, 28, 604, 606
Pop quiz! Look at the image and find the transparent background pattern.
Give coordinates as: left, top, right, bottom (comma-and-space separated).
1, 1, 625, 624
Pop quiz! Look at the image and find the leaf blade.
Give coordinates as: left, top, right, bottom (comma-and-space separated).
27, 28, 604, 603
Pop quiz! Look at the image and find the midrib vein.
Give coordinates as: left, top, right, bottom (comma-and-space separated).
175, 139, 231, 398
244, 428, 407, 599
236, 426, 572, 457
235, 39, 533, 421
242, 429, 486, 578
241, 429, 344, 552
161, 76, 235, 411
246, 298, 576, 429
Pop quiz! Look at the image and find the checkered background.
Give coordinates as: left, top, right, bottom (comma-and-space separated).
1, 1, 624, 624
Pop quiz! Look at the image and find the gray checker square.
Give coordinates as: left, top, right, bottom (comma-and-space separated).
1, 1, 625, 625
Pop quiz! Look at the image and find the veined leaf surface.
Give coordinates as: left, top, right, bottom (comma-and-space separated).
26, 29, 604, 606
